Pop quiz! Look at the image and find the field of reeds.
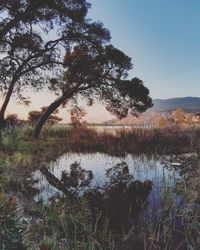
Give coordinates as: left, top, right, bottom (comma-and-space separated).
1, 125, 200, 249
1, 125, 200, 155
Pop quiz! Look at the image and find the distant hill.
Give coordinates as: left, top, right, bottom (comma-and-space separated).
150, 97, 200, 113
105, 97, 200, 125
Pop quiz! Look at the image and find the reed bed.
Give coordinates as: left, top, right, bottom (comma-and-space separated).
1, 125, 200, 249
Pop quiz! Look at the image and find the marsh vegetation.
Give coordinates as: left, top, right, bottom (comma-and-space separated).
0, 126, 200, 249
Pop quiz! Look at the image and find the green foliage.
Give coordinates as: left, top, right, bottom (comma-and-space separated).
27, 199, 114, 250
2, 129, 17, 149
0, 157, 6, 192
0, 194, 26, 250
39, 237, 59, 250
1, 127, 25, 152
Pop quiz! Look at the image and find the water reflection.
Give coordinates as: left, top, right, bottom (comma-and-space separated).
30, 153, 200, 248
88, 162, 153, 231
32, 153, 179, 205
40, 162, 93, 198
31, 153, 183, 233
39, 161, 153, 232
32, 153, 179, 204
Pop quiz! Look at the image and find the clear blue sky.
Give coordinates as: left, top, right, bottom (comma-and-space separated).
88, 0, 200, 98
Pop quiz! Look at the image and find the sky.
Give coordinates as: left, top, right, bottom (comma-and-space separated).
89, 0, 200, 99
4, 0, 200, 122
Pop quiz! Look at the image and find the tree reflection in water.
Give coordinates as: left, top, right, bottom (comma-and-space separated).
40, 161, 153, 232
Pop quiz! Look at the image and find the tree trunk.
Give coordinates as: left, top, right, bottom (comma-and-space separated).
0, 81, 15, 129
33, 95, 67, 139
40, 166, 73, 199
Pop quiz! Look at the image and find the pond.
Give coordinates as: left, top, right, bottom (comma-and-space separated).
32, 153, 180, 204
32, 153, 188, 227
29, 152, 200, 249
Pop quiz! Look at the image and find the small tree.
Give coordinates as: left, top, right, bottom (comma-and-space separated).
28, 111, 43, 125
171, 108, 186, 123
158, 116, 167, 128
6, 114, 20, 126
70, 106, 86, 128
28, 107, 62, 125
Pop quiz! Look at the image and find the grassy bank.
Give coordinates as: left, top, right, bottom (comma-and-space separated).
1, 125, 200, 249
1, 125, 200, 155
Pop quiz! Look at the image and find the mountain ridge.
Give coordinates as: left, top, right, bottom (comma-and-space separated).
150, 96, 200, 113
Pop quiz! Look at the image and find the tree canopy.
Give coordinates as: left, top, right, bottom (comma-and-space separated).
34, 43, 152, 138
0, 0, 110, 125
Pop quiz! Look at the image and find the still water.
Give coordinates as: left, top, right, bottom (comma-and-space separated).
32, 153, 181, 208
31, 152, 200, 247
